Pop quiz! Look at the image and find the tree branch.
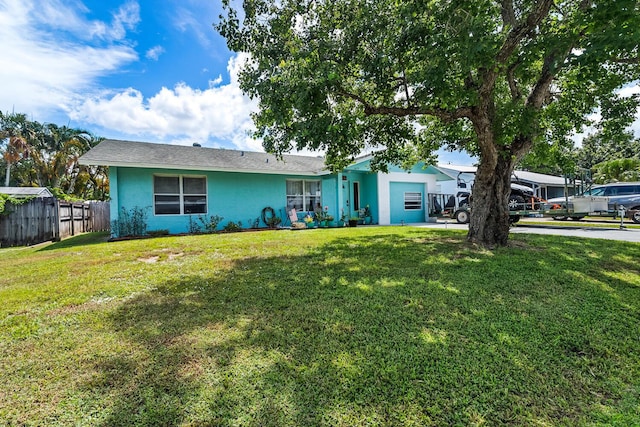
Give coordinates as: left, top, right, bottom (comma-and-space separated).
506, 60, 522, 100
609, 56, 640, 65
480, 0, 554, 97
335, 90, 473, 121
500, 0, 516, 28
509, 0, 594, 159
526, 54, 556, 109
496, 0, 554, 64
402, 70, 412, 108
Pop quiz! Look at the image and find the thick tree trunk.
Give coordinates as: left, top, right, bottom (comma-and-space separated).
466, 98, 516, 247
467, 155, 515, 247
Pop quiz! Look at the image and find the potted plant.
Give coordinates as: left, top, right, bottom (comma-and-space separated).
315, 205, 334, 227
363, 205, 372, 224
348, 217, 359, 227
303, 214, 315, 228
324, 215, 334, 227
338, 210, 348, 227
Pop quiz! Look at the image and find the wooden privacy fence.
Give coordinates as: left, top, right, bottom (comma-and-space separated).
0, 198, 110, 247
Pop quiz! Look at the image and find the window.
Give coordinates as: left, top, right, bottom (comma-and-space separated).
353, 182, 360, 211
615, 185, 640, 195
586, 187, 606, 196
404, 192, 422, 210
287, 180, 321, 211
154, 175, 207, 215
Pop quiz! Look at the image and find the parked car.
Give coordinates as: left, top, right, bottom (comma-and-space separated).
547, 182, 640, 223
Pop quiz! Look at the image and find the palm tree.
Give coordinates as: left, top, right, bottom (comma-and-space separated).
1, 113, 109, 200
0, 112, 34, 186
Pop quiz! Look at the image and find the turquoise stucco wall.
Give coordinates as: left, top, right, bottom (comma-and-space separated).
339, 170, 378, 222
389, 182, 426, 224
321, 176, 339, 221
361, 172, 378, 223
111, 167, 338, 234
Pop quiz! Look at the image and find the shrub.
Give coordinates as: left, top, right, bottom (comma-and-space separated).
111, 206, 148, 237
0, 194, 35, 215
198, 214, 224, 233
266, 216, 282, 228
223, 221, 242, 232
187, 216, 202, 234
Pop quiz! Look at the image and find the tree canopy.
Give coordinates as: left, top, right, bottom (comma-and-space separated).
217, 0, 640, 246
575, 130, 640, 170
519, 130, 640, 176
0, 112, 108, 201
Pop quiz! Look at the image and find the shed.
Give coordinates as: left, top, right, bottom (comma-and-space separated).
0, 187, 54, 198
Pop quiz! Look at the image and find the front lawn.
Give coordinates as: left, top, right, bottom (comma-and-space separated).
1, 227, 639, 426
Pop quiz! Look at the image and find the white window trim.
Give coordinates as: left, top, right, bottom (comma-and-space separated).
353, 181, 361, 212
153, 174, 207, 216
286, 179, 321, 211
404, 192, 423, 211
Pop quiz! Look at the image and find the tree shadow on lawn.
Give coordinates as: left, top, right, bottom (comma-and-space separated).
37, 231, 110, 251
91, 231, 640, 426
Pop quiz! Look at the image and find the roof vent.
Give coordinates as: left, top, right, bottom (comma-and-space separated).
192, 142, 201, 147
241, 151, 244, 156
266, 158, 269, 163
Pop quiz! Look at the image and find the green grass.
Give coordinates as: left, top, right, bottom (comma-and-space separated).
1, 227, 639, 426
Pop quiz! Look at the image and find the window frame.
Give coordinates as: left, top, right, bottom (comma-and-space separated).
286, 179, 322, 212
352, 181, 361, 211
404, 191, 423, 211
153, 174, 207, 216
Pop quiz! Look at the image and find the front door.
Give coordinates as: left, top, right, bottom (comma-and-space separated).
341, 177, 351, 219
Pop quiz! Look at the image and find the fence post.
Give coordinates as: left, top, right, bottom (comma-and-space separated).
54, 199, 61, 241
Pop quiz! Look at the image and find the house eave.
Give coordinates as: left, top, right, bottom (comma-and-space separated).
79, 159, 324, 176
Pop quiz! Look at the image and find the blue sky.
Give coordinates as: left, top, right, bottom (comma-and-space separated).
17, 0, 640, 167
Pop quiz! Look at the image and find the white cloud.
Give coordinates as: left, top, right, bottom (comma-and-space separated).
69, 54, 262, 151
145, 45, 165, 61
172, 6, 212, 49
90, 1, 140, 41
0, 0, 262, 153
0, 0, 138, 117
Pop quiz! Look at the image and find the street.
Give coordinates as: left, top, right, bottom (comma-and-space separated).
418, 217, 640, 243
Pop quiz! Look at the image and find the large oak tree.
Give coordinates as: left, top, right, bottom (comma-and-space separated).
217, 0, 640, 247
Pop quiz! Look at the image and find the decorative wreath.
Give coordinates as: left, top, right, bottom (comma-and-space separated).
261, 206, 277, 226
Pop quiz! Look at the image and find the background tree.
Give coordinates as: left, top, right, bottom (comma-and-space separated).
517, 138, 578, 176
0, 112, 108, 200
517, 129, 640, 177
575, 130, 640, 171
592, 158, 640, 183
0, 112, 35, 187
217, 0, 640, 247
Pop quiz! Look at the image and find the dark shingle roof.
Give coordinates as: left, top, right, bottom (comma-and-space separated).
79, 139, 328, 175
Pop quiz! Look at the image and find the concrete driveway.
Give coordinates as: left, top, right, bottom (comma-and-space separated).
417, 219, 640, 243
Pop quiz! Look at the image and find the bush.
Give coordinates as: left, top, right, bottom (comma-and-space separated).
198, 214, 224, 233
266, 216, 282, 228
0, 194, 34, 215
111, 206, 148, 237
223, 221, 242, 232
